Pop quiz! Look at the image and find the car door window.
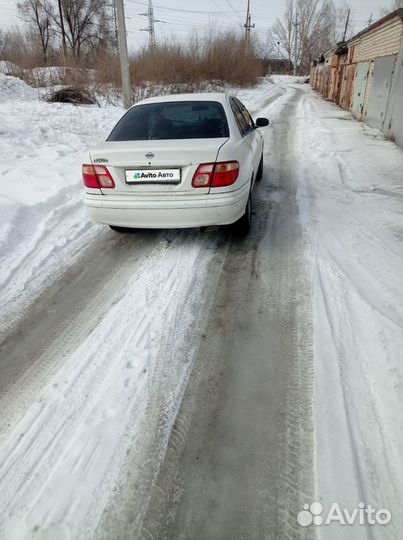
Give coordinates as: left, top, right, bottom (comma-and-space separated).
229, 98, 249, 136
234, 98, 255, 134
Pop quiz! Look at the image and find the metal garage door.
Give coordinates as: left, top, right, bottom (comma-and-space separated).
340, 64, 356, 111
366, 55, 397, 129
383, 38, 403, 148
351, 61, 369, 120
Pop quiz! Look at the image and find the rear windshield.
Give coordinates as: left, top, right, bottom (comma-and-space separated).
107, 101, 229, 141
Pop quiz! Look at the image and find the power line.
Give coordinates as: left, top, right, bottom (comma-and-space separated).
211, 0, 243, 28
126, 0, 244, 15
225, 0, 242, 16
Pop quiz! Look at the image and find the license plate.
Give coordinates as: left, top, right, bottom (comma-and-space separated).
125, 168, 181, 184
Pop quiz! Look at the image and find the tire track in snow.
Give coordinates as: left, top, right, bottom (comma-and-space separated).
295, 88, 403, 540
0, 80, 308, 540
0, 228, 164, 434
124, 86, 316, 540
0, 188, 99, 339
0, 95, 123, 340
0, 230, 223, 540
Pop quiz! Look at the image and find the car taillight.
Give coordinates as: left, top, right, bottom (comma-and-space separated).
192, 163, 214, 187
211, 161, 239, 187
82, 164, 115, 189
82, 164, 99, 188
192, 161, 239, 188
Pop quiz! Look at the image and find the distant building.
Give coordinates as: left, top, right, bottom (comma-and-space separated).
261, 58, 293, 75
310, 8, 403, 147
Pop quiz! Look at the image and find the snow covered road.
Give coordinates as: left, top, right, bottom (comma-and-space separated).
0, 76, 402, 540
295, 90, 403, 540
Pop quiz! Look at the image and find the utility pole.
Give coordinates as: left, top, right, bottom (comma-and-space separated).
112, 0, 118, 47
244, 0, 255, 45
342, 8, 351, 41
57, 0, 67, 63
116, 0, 131, 109
293, 8, 299, 76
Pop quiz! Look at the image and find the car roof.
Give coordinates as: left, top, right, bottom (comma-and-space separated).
132, 92, 230, 107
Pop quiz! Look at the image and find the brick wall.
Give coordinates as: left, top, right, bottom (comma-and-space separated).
353, 17, 403, 63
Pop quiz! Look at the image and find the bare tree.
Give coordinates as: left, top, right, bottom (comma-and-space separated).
333, 2, 353, 42
50, 0, 114, 63
298, 0, 336, 72
17, 0, 54, 64
271, 0, 295, 63
0, 28, 34, 71
264, 30, 285, 59
0, 29, 10, 59
271, 0, 345, 74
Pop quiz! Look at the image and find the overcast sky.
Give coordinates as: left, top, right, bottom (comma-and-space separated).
0, 0, 394, 52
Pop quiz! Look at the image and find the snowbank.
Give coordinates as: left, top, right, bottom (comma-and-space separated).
0, 80, 122, 334
0, 73, 37, 102
0, 60, 21, 76
269, 74, 308, 85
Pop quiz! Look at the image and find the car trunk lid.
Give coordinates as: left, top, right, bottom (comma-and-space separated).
90, 139, 228, 195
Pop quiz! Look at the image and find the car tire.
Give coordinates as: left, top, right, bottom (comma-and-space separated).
256, 154, 263, 181
109, 225, 130, 232
232, 190, 252, 236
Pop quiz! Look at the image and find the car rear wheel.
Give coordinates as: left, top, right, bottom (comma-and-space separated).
109, 225, 131, 232
232, 191, 252, 236
256, 154, 263, 181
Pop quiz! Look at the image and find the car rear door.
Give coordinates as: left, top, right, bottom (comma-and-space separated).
232, 97, 262, 181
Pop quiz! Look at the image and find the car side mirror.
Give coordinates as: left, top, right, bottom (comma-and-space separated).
255, 117, 269, 127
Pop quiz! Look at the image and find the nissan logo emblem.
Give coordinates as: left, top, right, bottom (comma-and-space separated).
145, 152, 155, 159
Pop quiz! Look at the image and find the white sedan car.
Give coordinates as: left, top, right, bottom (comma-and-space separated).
82, 93, 269, 234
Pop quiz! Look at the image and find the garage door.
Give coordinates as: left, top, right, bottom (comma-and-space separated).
366, 55, 397, 130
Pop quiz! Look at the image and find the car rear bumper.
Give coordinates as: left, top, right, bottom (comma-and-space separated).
84, 185, 249, 228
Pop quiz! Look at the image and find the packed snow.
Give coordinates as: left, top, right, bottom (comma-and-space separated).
0, 73, 282, 337
0, 73, 283, 539
0, 234, 221, 540
0, 73, 37, 102
0, 73, 123, 335
0, 72, 401, 540
294, 89, 403, 539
